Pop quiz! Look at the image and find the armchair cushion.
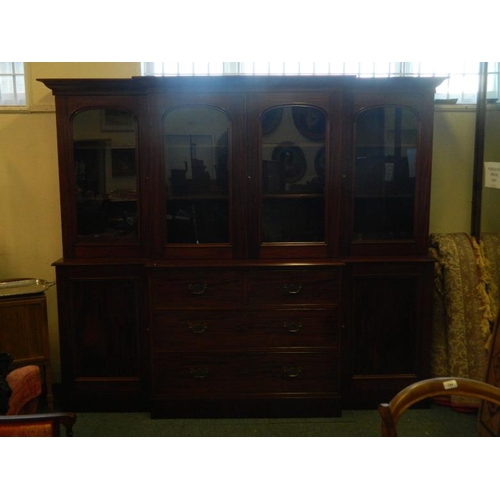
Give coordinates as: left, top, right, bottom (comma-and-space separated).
6, 365, 42, 415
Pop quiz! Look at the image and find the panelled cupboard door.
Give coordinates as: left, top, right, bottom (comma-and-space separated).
246, 93, 344, 259
55, 264, 146, 411
150, 92, 247, 260
343, 260, 434, 408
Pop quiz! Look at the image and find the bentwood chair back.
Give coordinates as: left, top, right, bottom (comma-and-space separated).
379, 377, 500, 436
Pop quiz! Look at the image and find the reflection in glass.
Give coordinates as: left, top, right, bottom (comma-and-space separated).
261, 105, 326, 243
353, 106, 418, 240
164, 107, 230, 244
73, 109, 138, 240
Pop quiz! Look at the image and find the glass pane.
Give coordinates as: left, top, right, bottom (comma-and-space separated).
261, 105, 326, 243
353, 106, 418, 240
73, 109, 138, 240
164, 107, 230, 244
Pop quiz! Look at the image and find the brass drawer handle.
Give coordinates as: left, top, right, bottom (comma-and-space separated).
189, 368, 210, 379
283, 366, 303, 378
188, 283, 208, 295
283, 283, 302, 295
284, 322, 303, 333
188, 322, 209, 334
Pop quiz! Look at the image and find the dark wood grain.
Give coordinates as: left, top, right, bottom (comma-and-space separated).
42, 75, 440, 415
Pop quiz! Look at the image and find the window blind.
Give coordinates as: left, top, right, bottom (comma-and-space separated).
142, 62, 500, 104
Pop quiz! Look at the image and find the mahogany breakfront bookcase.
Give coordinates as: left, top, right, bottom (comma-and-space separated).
40, 75, 443, 417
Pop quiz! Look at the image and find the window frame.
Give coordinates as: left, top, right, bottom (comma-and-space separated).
0, 62, 28, 111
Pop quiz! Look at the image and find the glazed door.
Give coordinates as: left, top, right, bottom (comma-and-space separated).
153, 93, 246, 259
247, 93, 342, 259
59, 95, 149, 258
344, 92, 436, 256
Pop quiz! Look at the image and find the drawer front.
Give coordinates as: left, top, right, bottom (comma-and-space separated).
152, 310, 246, 350
152, 308, 339, 350
150, 270, 245, 308
153, 352, 339, 396
246, 308, 339, 348
246, 268, 340, 306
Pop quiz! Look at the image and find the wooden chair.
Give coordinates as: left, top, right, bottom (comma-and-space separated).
378, 377, 500, 436
0, 412, 77, 437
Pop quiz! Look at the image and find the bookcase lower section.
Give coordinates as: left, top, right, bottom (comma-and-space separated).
54, 258, 433, 416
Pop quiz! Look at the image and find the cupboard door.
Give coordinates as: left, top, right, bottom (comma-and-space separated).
73, 109, 138, 242
353, 106, 418, 243
164, 107, 230, 244
343, 261, 433, 408
248, 95, 339, 259
156, 93, 246, 259
59, 95, 149, 259
261, 106, 326, 244
55, 264, 146, 411
71, 278, 139, 377
345, 90, 436, 256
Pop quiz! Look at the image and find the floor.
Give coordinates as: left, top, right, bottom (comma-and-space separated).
71, 404, 479, 437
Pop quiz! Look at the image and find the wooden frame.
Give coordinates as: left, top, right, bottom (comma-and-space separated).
0, 412, 77, 436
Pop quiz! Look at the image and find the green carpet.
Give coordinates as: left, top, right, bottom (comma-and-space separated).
71, 404, 478, 437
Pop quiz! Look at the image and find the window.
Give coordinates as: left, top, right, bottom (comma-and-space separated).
142, 62, 500, 104
0, 62, 26, 107
405, 62, 499, 104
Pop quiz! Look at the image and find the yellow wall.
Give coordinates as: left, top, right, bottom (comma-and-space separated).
430, 108, 476, 232
0, 63, 140, 381
1, 62, 499, 381
429, 105, 500, 234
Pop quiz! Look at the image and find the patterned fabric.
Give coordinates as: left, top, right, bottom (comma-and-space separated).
429, 233, 494, 409
477, 233, 500, 434
478, 323, 500, 435
6, 365, 42, 415
480, 232, 500, 320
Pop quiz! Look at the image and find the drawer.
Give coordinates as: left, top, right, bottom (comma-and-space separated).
152, 310, 246, 350
246, 268, 340, 306
152, 308, 339, 350
246, 308, 339, 348
153, 352, 339, 396
150, 269, 245, 308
